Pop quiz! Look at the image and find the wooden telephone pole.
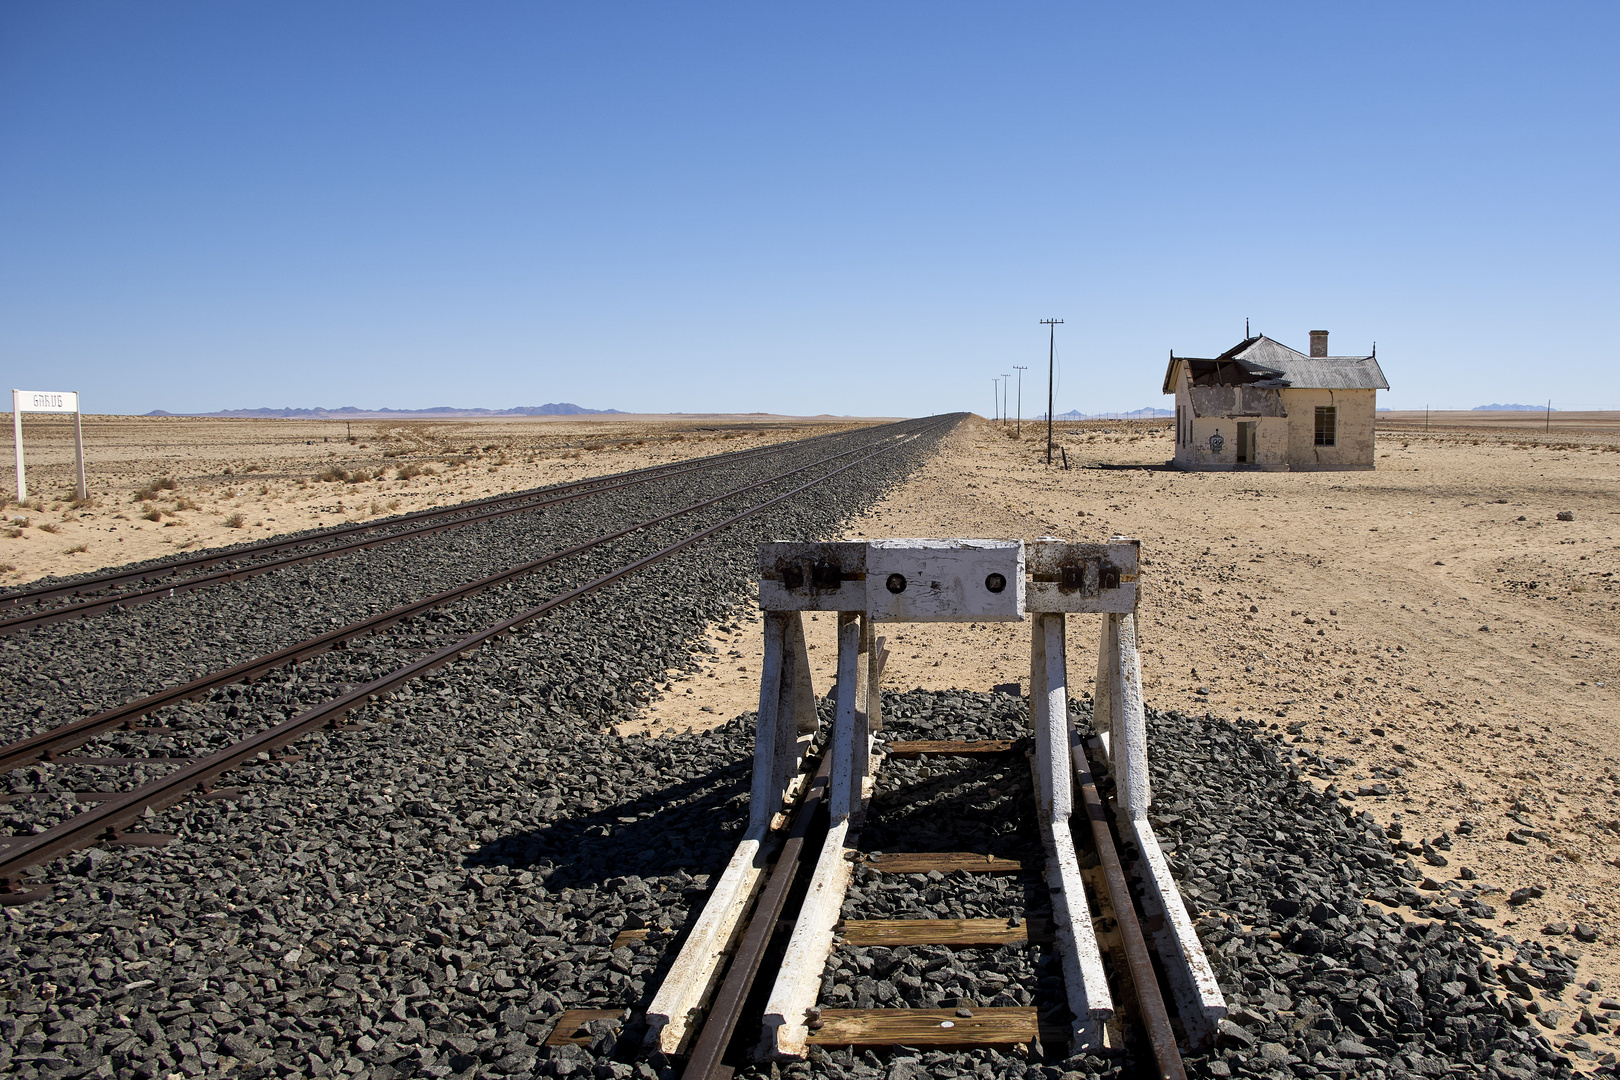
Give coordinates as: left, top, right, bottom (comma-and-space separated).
1041, 319, 1063, 464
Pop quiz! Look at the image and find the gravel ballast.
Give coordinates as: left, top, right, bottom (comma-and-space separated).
2, 416, 1597, 1080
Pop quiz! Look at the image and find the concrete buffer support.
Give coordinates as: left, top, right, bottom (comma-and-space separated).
1031, 537, 1227, 1050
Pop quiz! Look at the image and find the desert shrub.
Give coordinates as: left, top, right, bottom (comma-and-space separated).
346, 470, 372, 484
224, 512, 246, 528
141, 507, 164, 522
387, 499, 400, 510
0, 562, 14, 572
3, 528, 21, 539
396, 463, 422, 480
69, 496, 100, 510
318, 466, 350, 482
175, 496, 201, 511
133, 478, 179, 501
244, 464, 263, 472
65, 543, 88, 554
39, 522, 59, 534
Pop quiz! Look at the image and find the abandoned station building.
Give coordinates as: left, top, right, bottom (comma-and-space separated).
1163, 330, 1389, 471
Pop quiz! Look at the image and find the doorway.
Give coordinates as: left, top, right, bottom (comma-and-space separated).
1236, 422, 1256, 464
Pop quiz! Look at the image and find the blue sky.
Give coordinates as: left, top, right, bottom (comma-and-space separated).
2, 3, 1615, 416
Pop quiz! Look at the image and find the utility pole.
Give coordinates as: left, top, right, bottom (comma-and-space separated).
999, 376, 1011, 427
1546, 399, 1552, 433
1041, 318, 1063, 464
1012, 365, 1027, 437
992, 378, 999, 423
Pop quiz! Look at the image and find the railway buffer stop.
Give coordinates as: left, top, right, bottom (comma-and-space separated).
642, 538, 1226, 1067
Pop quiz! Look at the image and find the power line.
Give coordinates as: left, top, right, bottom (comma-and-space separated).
1041, 319, 1063, 464
1012, 365, 1027, 437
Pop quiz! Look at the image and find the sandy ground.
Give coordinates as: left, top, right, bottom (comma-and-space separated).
10, 409, 1620, 1054
0, 413, 887, 585
630, 413, 1620, 1054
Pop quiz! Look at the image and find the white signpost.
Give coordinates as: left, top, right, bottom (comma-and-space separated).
11, 389, 87, 502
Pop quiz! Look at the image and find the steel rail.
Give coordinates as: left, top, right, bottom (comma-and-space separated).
682, 742, 833, 1080
0, 420, 929, 636
0, 419, 892, 613
1074, 742, 1187, 1080
0, 418, 958, 888
0, 424, 939, 775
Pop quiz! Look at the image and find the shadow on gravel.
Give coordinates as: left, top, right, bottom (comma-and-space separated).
464, 759, 753, 891
861, 756, 1041, 859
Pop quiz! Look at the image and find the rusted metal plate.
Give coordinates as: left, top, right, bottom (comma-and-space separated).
859, 852, 1023, 874
866, 539, 1024, 622
1026, 540, 1139, 613
806, 1007, 1069, 1047
883, 739, 1021, 758
542, 1009, 623, 1046
758, 542, 867, 611
838, 917, 1052, 947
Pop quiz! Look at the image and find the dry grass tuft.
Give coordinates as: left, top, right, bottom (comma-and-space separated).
346, 470, 373, 484
0, 562, 14, 572
175, 496, 201, 512
133, 477, 178, 501
141, 506, 164, 522
65, 543, 89, 554
224, 512, 246, 528
38, 522, 60, 534
317, 466, 350, 482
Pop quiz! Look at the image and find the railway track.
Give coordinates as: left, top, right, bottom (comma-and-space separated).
0, 416, 960, 902
0, 420, 893, 634
651, 731, 1198, 1075
656, 727, 1190, 1079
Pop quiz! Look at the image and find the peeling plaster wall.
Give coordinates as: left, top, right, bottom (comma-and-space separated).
1168, 367, 1379, 472
1282, 388, 1377, 470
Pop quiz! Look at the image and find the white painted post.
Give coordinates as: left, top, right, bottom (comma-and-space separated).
1030, 612, 1112, 1047
1094, 614, 1117, 763
763, 612, 868, 1059
863, 615, 883, 734
642, 828, 773, 1054
72, 399, 87, 502
11, 390, 23, 503
830, 612, 862, 823
785, 612, 818, 735
750, 613, 794, 833
11, 390, 85, 504
761, 817, 854, 1059
1124, 818, 1227, 1048
1113, 613, 1151, 821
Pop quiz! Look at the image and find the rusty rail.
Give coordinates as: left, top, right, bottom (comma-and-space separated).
0, 419, 910, 631
0, 426, 929, 775
1073, 740, 1187, 1080
0, 418, 957, 894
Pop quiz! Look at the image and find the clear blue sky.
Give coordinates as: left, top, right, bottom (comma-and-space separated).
2, 3, 1615, 416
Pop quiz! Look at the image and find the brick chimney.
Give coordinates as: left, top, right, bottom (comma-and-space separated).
1309, 330, 1329, 358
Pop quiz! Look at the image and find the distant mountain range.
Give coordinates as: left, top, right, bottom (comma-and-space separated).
1029, 407, 1174, 420
1473, 404, 1548, 411
144, 403, 623, 419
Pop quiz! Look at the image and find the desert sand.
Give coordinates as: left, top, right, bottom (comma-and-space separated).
7, 409, 1620, 1055
631, 413, 1620, 1055
0, 413, 883, 585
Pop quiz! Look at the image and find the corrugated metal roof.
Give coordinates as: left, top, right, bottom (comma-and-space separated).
1165, 334, 1389, 392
